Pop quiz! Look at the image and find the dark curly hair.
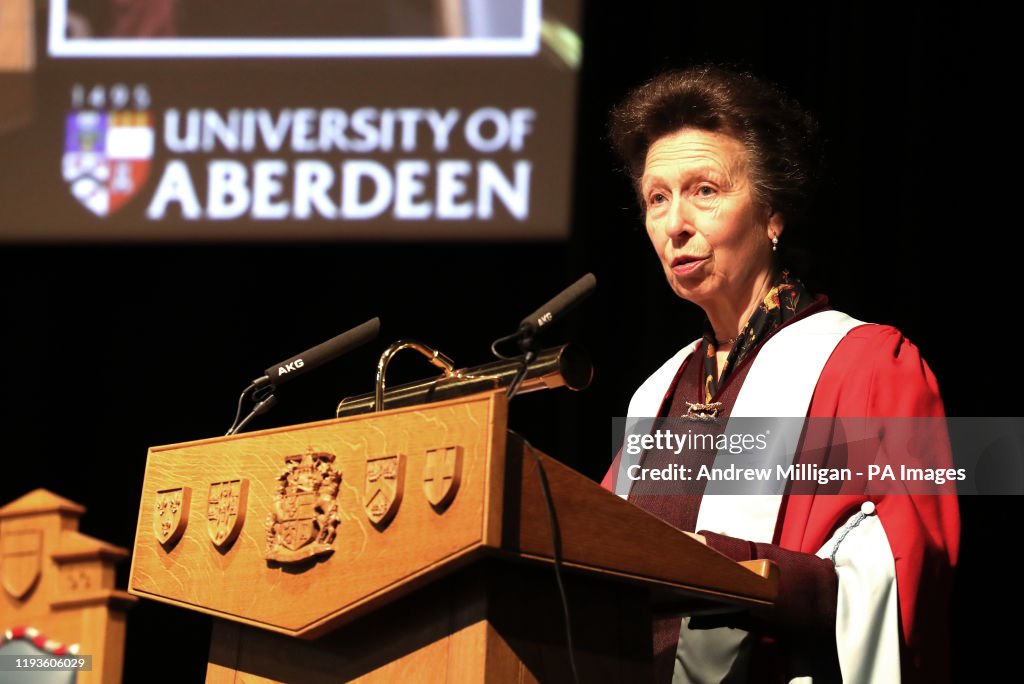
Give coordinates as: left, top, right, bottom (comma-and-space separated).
609, 66, 823, 230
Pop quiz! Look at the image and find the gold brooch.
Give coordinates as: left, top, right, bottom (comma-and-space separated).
684, 401, 723, 422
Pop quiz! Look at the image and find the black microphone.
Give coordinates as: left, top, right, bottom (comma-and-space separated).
257, 317, 381, 388
518, 274, 597, 339
505, 274, 595, 399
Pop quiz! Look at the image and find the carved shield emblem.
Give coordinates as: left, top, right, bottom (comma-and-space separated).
265, 451, 342, 564
278, 492, 317, 551
0, 528, 43, 600
207, 479, 249, 550
154, 487, 191, 548
364, 454, 405, 528
423, 446, 463, 510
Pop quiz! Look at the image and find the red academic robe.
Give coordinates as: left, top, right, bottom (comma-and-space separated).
601, 322, 960, 683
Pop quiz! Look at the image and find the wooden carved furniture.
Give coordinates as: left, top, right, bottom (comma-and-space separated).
0, 490, 136, 684
129, 390, 777, 682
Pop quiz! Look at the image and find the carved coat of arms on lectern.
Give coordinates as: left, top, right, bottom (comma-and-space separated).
207, 479, 248, 550
265, 451, 341, 563
423, 446, 463, 510
364, 454, 405, 528
154, 486, 191, 548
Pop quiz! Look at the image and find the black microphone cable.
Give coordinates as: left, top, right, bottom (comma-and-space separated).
511, 429, 580, 684
226, 380, 261, 436
226, 381, 277, 436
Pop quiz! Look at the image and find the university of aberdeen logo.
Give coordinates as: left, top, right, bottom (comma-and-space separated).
62, 85, 154, 217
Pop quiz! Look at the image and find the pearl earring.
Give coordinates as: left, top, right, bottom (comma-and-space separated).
771, 235, 778, 252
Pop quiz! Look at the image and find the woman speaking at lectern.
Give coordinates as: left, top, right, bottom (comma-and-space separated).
600, 67, 959, 683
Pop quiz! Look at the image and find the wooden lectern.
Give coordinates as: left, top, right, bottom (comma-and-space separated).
129, 390, 777, 682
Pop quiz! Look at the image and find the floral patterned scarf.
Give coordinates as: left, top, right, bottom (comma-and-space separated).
701, 270, 814, 402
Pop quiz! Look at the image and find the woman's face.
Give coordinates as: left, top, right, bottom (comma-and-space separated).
641, 128, 780, 312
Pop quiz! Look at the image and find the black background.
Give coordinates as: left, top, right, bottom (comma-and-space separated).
1, 2, 1014, 681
